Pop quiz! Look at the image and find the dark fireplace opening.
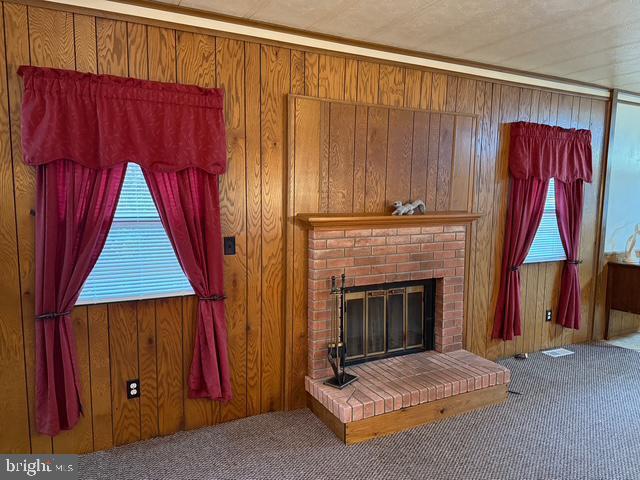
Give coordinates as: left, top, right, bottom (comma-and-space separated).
343, 279, 436, 365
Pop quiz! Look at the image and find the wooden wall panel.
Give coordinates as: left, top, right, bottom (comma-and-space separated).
0, 1, 610, 453
0, 4, 30, 453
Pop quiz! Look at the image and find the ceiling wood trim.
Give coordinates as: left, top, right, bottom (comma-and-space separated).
41, 0, 612, 98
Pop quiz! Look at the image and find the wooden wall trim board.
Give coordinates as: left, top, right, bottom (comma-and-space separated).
16, 0, 611, 98
0, 0, 610, 454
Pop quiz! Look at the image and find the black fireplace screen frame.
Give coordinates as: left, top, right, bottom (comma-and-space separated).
343, 279, 436, 366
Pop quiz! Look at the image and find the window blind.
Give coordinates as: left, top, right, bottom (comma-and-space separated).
77, 163, 193, 304
524, 178, 567, 264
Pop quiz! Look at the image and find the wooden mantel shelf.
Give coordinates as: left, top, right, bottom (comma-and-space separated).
297, 212, 482, 230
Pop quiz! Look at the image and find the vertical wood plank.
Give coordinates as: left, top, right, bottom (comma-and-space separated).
216, 36, 248, 422
137, 300, 159, 439
155, 298, 184, 435
260, 45, 289, 412
304, 52, 319, 96
318, 55, 345, 100
357, 61, 379, 104
365, 107, 389, 212
385, 109, 414, 205
353, 105, 368, 212
344, 58, 358, 101
96, 18, 127, 75
436, 114, 454, 211
245, 42, 262, 417
127, 23, 148, 79
410, 112, 430, 203
109, 302, 140, 446
328, 102, 356, 213
378, 65, 404, 106
87, 305, 113, 451
73, 15, 96, 73
431, 73, 448, 111
404, 69, 422, 109
290, 49, 305, 95
0, 3, 30, 453
318, 101, 330, 212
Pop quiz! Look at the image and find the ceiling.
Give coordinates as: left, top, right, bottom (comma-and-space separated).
148, 0, 640, 93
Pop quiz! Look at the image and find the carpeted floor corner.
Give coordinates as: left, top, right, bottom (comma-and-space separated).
79, 343, 640, 480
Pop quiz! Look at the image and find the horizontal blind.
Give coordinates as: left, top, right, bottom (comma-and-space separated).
524, 178, 567, 264
77, 163, 193, 304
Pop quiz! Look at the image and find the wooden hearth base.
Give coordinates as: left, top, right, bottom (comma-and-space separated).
307, 384, 508, 444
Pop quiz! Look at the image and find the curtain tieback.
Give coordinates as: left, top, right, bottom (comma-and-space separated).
567, 259, 582, 265
199, 294, 226, 302
35, 311, 71, 320
509, 266, 519, 272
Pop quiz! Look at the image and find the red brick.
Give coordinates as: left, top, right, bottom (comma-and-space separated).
433, 250, 456, 259
456, 267, 465, 276
310, 248, 344, 260
444, 225, 465, 233
309, 278, 330, 291
311, 309, 331, 321
346, 228, 372, 237
411, 270, 433, 280
326, 238, 355, 248
455, 249, 465, 258
410, 234, 433, 243
434, 268, 457, 277
310, 267, 344, 280
397, 243, 421, 253
444, 275, 464, 285
309, 259, 327, 269
309, 239, 326, 249
313, 230, 345, 239
434, 233, 456, 242
371, 227, 397, 236
386, 273, 411, 283
421, 260, 444, 270
355, 274, 386, 286
444, 240, 466, 251
421, 242, 443, 252
444, 258, 465, 268
386, 235, 411, 245
345, 246, 372, 257
321, 257, 352, 269
399, 227, 422, 235
372, 245, 397, 255
410, 252, 434, 262
354, 255, 387, 266
355, 237, 386, 247
455, 232, 466, 241
397, 262, 421, 272
345, 266, 371, 277
386, 253, 411, 263
371, 264, 397, 274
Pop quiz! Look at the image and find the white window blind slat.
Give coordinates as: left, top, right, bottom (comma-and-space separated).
77, 163, 193, 304
524, 178, 567, 264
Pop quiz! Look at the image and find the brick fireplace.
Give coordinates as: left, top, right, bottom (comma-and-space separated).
298, 213, 510, 443
307, 224, 467, 380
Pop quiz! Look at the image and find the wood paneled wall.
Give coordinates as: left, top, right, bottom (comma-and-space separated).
0, 1, 608, 454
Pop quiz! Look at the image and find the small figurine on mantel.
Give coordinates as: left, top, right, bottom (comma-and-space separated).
392, 199, 426, 216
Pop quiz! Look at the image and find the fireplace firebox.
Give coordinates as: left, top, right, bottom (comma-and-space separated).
343, 280, 436, 364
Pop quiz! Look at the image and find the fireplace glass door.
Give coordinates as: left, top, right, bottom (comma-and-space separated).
344, 281, 434, 363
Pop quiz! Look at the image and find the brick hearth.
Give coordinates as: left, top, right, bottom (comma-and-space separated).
307, 224, 467, 380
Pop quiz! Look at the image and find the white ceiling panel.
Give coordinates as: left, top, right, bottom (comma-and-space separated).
148, 0, 640, 92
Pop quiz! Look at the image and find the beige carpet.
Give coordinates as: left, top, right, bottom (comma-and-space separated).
606, 332, 640, 351
79, 343, 640, 480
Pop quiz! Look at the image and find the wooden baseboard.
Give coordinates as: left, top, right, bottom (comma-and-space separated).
307, 384, 508, 444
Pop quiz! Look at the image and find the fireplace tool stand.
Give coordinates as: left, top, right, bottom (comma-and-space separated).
324, 274, 358, 389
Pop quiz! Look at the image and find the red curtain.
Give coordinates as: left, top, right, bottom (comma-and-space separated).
555, 180, 584, 329
35, 160, 126, 436
144, 169, 232, 400
18, 66, 228, 435
492, 178, 549, 340
492, 122, 592, 340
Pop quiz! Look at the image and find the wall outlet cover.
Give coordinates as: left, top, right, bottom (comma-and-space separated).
127, 379, 140, 399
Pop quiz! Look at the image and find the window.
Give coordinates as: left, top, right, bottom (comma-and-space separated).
524, 178, 567, 264
77, 163, 193, 304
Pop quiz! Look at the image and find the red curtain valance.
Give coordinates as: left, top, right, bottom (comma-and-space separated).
18, 66, 227, 174
509, 122, 592, 183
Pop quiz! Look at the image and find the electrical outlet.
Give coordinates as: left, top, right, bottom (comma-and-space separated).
223, 236, 236, 255
545, 309, 552, 322
127, 379, 140, 399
